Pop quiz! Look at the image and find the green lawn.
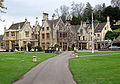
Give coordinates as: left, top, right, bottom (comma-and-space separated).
77, 52, 120, 56
113, 28, 120, 32
70, 53, 120, 84
0, 52, 58, 84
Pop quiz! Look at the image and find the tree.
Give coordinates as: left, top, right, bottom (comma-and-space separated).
111, 0, 120, 7
55, 5, 70, 23
93, 3, 106, 23
82, 2, 93, 23
70, 1, 84, 25
105, 31, 119, 40
0, 0, 7, 13
102, 6, 120, 25
71, 1, 85, 17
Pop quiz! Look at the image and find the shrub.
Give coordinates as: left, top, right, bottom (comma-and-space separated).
14, 51, 24, 54
21, 47, 24, 51
68, 46, 73, 51
6, 49, 9, 52
10, 49, 14, 52
28, 43, 32, 51
35, 46, 42, 51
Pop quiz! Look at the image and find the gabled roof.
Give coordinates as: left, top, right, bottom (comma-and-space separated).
94, 23, 106, 33
8, 22, 25, 30
47, 19, 59, 29
70, 25, 80, 33
86, 23, 107, 33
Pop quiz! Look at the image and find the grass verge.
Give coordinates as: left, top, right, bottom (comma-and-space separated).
70, 53, 120, 84
77, 52, 120, 56
0, 52, 59, 84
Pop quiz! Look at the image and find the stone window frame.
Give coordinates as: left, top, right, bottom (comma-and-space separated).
105, 27, 107, 30
42, 33, 45, 39
6, 32, 9, 37
83, 36, 85, 40
11, 32, 15, 37
46, 33, 50, 39
97, 34, 100, 37
47, 27, 49, 30
25, 31, 29, 37
78, 36, 81, 40
42, 27, 44, 31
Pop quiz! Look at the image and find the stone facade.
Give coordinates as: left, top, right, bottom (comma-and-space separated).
40, 13, 68, 50
3, 18, 40, 51
2, 13, 112, 51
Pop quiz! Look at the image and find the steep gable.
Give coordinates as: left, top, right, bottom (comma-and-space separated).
47, 19, 59, 29
70, 25, 80, 34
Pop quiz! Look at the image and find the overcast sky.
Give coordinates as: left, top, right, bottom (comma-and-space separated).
0, 0, 111, 35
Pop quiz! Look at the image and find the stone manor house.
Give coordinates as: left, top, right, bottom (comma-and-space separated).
0, 13, 112, 51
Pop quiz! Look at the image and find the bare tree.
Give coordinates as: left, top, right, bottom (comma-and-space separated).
71, 1, 85, 16
111, 0, 120, 7
55, 8, 60, 18
0, 0, 7, 22
0, 0, 7, 13
55, 5, 70, 22
60, 5, 69, 17
93, 4, 103, 18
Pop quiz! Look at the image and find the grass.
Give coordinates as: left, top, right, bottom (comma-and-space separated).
113, 28, 120, 32
0, 52, 59, 84
77, 52, 120, 56
69, 53, 120, 84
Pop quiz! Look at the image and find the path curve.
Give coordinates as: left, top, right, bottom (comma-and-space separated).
13, 51, 76, 84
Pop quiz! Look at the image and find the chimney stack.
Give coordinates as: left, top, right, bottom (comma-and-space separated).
107, 16, 110, 23
25, 17, 27, 22
4, 25, 6, 33
52, 13, 55, 20
36, 17, 39, 25
42, 13, 48, 25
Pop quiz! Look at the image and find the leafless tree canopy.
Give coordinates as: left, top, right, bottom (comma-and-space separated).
71, 1, 85, 16
111, 0, 120, 7
0, 0, 7, 13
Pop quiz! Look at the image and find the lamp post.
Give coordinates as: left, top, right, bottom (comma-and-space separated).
92, 13, 94, 53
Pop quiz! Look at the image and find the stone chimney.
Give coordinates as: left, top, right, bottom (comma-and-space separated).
83, 22, 87, 27
4, 25, 6, 33
107, 16, 110, 28
107, 16, 110, 23
36, 17, 39, 25
42, 13, 48, 25
25, 17, 27, 22
52, 13, 55, 20
43, 13, 48, 21
66, 19, 71, 26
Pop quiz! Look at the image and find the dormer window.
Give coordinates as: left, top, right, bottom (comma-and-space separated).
97, 34, 100, 37
6, 32, 9, 37
78, 36, 80, 40
11, 32, 15, 37
42, 27, 44, 31
47, 27, 49, 30
25, 31, 29, 37
83, 36, 85, 40
105, 27, 107, 30
80, 29, 83, 33
42, 34, 45, 39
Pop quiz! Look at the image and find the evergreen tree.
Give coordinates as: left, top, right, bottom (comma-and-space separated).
82, 2, 93, 23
